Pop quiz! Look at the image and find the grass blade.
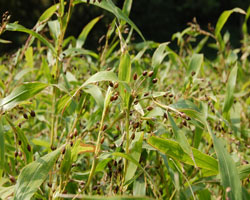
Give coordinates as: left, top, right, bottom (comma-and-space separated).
76, 16, 102, 48
73, 0, 145, 41
6, 23, 56, 55
147, 136, 218, 174
0, 82, 48, 112
223, 64, 238, 113
14, 147, 62, 200
215, 8, 245, 38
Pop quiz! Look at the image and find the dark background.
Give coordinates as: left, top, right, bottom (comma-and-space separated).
0, 0, 249, 55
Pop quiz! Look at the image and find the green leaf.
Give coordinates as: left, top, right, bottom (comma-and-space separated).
0, 82, 48, 111
38, 3, 59, 22
118, 52, 131, 107
83, 71, 120, 87
73, 0, 145, 41
206, 123, 242, 200
122, 0, 133, 16
0, 119, 4, 177
6, 116, 33, 163
152, 42, 169, 68
55, 194, 153, 200
125, 132, 144, 182
186, 53, 203, 78
223, 64, 238, 113
215, 8, 245, 38
76, 16, 102, 48
6, 23, 56, 55
0, 185, 15, 200
238, 164, 250, 180
147, 136, 218, 174
83, 84, 104, 108
167, 112, 195, 165
24, 47, 34, 68
14, 147, 62, 200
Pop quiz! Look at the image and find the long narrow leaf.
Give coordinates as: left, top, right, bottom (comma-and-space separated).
73, 0, 145, 41
14, 147, 63, 200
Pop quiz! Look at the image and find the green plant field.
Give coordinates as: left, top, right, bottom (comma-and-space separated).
0, 1, 250, 199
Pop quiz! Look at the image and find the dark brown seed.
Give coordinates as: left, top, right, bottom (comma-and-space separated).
100, 136, 105, 144
110, 96, 115, 101
47, 182, 52, 188
102, 124, 107, 131
133, 73, 138, 80
152, 78, 158, 84
148, 71, 154, 77
116, 125, 120, 131
14, 151, 18, 157
182, 120, 187, 127
144, 92, 149, 97
169, 93, 173, 98
147, 106, 153, 111
107, 67, 111, 71
51, 146, 56, 151
114, 82, 119, 89
30, 110, 36, 117
133, 122, 139, 129
109, 82, 114, 87
191, 71, 196, 76
74, 129, 78, 137
18, 151, 22, 157
70, 133, 74, 139
113, 95, 118, 101
142, 71, 148, 76
27, 144, 31, 152
62, 146, 66, 154
131, 133, 135, 140
186, 116, 191, 120
113, 160, 117, 167
18, 123, 22, 128
18, 140, 22, 145
9, 175, 16, 183
163, 112, 168, 119
70, 141, 73, 147
23, 113, 28, 119
134, 100, 139, 105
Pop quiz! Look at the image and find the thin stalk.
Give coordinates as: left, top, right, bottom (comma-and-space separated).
85, 105, 108, 190
124, 109, 130, 173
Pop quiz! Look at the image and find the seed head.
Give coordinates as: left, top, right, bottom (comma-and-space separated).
147, 106, 153, 111
133, 73, 137, 80
23, 113, 28, 119
148, 71, 154, 77
152, 78, 158, 84
142, 71, 148, 76
114, 82, 119, 89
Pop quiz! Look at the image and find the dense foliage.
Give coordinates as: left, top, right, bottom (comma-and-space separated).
0, 0, 250, 199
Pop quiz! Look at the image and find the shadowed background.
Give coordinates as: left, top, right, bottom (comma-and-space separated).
0, 0, 249, 55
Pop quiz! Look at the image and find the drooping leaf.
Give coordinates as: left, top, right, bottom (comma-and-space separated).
167, 112, 195, 165
83, 71, 120, 87
0, 119, 4, 177
215, 8, 245, 38
147, 136, 218, 174
76, 16, 102, 48
206, 123, 242, 200
6, 116, 33, 163
83, 84, 104, 108
0, 82, 48, 112
125, 132, 144, 182
38, 3, 59, 22
152, 42, 169, 68
6, 23, 56, 55
73, 0, 145, 41
14, 147, 62, 200
223, 64, 238, 113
